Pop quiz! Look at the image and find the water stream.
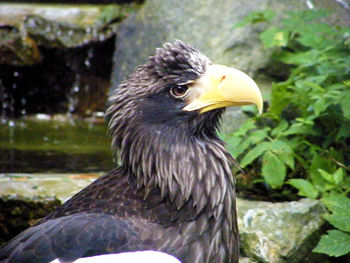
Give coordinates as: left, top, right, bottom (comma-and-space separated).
0, 117, 114, 173
0, 28, 115, 174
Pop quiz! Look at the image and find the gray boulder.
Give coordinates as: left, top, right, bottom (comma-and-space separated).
111, 0, 350, 91
237, 198, 327, 263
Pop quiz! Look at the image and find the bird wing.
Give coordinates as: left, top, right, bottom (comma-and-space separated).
0, 213, 157, 263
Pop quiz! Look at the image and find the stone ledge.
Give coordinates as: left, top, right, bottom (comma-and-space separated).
0, 173, 100, 246
237, 198, 327, 263
0, 3, 137, 66
0, 173, 100, 202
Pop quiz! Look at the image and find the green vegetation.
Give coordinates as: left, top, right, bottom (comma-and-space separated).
228, 9, 350, 257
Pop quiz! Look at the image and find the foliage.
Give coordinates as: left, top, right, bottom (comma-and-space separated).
313, 230, 350, 257
229, 9, 350, 257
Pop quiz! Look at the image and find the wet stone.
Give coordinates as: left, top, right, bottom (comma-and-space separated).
0, 4, 140, 119
237, 198, 328, 263
0, 3, 136, 66
0, 173, 99, 246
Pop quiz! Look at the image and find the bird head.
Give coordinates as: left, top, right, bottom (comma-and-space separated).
107, 41, 262, 197
108, 40, 262, 146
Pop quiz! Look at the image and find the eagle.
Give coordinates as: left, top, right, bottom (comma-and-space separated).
0, 41, 262, 263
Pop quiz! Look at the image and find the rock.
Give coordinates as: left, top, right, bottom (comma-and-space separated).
237, 198, 327, 263
110, 0, 350, 92
239, 257, 258, 263
0, 3, 135, 66
0, 173, 99, 246
0, 173, 99, 203
111, 0, 266, 90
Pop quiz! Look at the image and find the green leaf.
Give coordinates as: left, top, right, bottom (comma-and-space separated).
333, 168, 344, 185
284, 137, 302, 150
262, 151, 286, 188
313, 230, 350, 257
287, 179, 318, 198
229, 136, 249, 157
240, 141, 270, 167
224, 135, 242, 152
310, 154, 334, 181
295, 117, 314, 125
271, 120, 289, 137
240, 140, 292, 168
248, 129, 270, 143
313, 98, 328, 116
234, 128, 269, 157
260, 28, 289, 48
270, 140, 293, 153
321, 193, 350, 215
233, 119, 256, 137
305, 75, 328, 85
324, 214, 350, 232
281, 123, 316, 136
297, 23, 335, 49
277, 50, 319, 65
269, 80, 293, 115
317, 168, 344, 185
318, 169, 335, 184
278, 150, 295, 169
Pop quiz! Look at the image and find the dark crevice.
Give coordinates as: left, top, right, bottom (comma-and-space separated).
0, 37, 115, 119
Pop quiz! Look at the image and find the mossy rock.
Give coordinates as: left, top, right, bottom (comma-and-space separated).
0, 4, 137, 66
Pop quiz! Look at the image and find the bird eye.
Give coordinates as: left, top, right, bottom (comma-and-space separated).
170, 85, 188, 98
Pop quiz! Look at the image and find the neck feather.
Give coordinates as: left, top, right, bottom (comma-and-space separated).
113, 123, 235, 216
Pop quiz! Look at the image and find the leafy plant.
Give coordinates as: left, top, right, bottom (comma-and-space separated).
228, 9, 350, 257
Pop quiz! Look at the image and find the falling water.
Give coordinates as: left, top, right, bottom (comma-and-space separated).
0, 36, 115, 173
68, 74, 81, 114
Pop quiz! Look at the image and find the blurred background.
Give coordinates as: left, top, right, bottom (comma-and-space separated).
0, 0, 349, 262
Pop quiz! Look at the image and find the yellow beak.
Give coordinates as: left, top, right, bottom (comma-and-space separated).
183, 64, 263, 114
